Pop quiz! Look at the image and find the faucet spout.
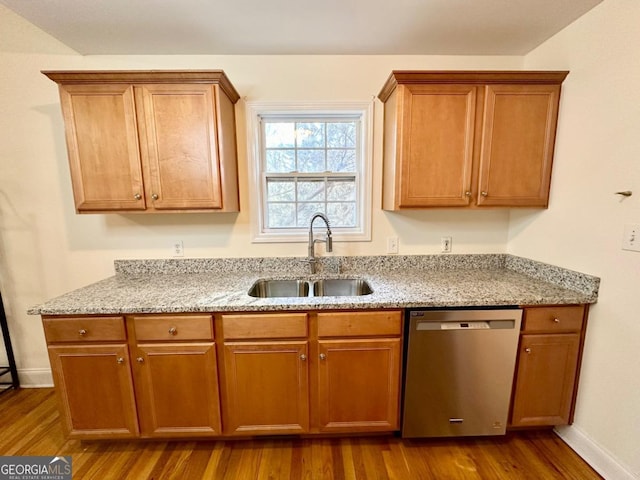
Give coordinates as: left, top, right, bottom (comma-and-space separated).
307, 213, 333, 273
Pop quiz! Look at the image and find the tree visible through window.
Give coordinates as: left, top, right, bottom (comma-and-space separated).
262, 118, 360, 229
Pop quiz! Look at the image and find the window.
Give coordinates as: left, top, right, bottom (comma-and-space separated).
247, 102, 372, 243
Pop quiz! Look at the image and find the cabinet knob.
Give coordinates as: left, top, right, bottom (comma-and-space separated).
319, 353, 327, 360
136, 357, 144, 363
465, 191, 471, 197
78, 329, 87, 336
151, 193, 159, 201
525, 348, 532, 354
168, 327, 177, 335
300, 354, 307, 361
553, 318, 560, 323
117, 357, 124, 364
481, 191, 488, 197
134, 193, 142, 200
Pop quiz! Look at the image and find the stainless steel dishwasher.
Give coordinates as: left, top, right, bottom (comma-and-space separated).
402, 308, 522, 437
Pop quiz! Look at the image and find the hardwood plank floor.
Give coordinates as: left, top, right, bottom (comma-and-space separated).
0, 388, 602, 479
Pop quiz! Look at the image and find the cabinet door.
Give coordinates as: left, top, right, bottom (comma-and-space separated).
48, 344, 139, 438
317, 338, 401, 432
58, 84, 145, 212
133, 343, 221, 437
135, 84, 223, 210
478, 84, 561, 207
511, 334, 580, 426
222, 341, 309, 435
398, 84, 477, 207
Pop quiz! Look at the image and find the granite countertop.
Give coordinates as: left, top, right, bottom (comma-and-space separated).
28, 254, 600, 316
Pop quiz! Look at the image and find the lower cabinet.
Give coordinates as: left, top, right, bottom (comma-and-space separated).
43, 316, 139, 439
317, 338, 401, 432
129, 314, 222, 437
316, 311, 402, 432
510, 305, 586, 427
43, 305, 586, 440
219, 310, 403, 435
222, 341, 310, 434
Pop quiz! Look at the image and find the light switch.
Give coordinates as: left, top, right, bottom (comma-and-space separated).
622, 224, 640, 252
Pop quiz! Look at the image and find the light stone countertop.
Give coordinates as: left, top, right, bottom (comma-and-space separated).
28, 254, 600, 316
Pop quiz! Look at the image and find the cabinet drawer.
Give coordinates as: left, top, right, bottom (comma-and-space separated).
133, 315, 213, 341
317, 311, 402, 337
522, 306, 585, 333
222, 313, 307, 339
43, 316, 126, 343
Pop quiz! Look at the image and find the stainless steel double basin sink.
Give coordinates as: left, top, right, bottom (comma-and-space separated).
248, 278, 372, 298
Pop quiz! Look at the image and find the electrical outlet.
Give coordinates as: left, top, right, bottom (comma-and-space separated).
387, 236, 399, 254
622, 224, 640, 252
441, 236, 452, 253
173, 240, 184, 257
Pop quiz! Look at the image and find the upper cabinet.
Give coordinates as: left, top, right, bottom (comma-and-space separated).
43, 70, 241, 213
378, 71, 568, 210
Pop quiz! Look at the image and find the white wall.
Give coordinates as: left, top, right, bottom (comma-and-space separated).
510, 0, 640, 477
0, 4, 521, 380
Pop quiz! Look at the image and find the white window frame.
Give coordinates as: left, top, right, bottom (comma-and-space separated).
246, 101, 373, 243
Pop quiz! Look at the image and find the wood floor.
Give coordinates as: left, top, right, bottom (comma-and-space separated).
0, 388, 602, 480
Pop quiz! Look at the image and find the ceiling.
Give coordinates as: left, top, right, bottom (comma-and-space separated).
0, 0, 602, 56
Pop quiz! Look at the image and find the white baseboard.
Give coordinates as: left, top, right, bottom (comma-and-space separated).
555, 425, 638, 480
16, 368, 53, 388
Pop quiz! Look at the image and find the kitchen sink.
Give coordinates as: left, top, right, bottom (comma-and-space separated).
247, 278, 372, 298
313, 278, 373, 297
248, 279, 310, 298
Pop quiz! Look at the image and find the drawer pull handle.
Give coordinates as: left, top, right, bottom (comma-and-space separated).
78, 329, 87, 336
137, 357, 144, 363
168, 327, 178, 335
117, 357, 124, 364
525, 348, 532, 354
319, 353, 327, 360
553, 318, 560, 323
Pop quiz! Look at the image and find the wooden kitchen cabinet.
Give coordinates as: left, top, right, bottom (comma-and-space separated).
128, 314, 222, 437
378, 71, 568, 209
510, 305, 586, 427
316, 338, 401, 432
220, 313, 309, 435
43, 316, 139, 439
42, 70, 240, 213
219, 310, 403, 435
315, 311, 403, 433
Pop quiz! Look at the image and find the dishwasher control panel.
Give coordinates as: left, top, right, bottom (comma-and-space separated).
440, 321, 490, 330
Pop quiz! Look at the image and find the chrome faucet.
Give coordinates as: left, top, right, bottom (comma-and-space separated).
306, 213, 333, 274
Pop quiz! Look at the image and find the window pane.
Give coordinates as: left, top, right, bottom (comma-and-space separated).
327, 149, 356, 172
267, 179, 295, 202
256, 108, 368, 239
265, 122, 295, 148
267, 203, 296, 228
327, 179, 356, 201
327, 202, 356, 227
298, 180, 325, 202
297, 150, 325, 172
327, 122, 356, 148
297, 203, 324, 227
296, 123, 324, 148
266, 149, 295, 172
